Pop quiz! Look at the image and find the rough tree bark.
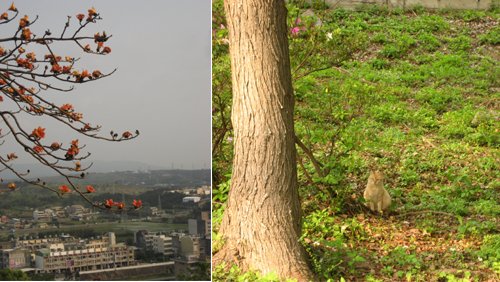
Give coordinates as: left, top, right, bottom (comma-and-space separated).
214, 0, 314, 280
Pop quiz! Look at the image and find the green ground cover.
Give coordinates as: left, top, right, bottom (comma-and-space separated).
213, 2, 499, 281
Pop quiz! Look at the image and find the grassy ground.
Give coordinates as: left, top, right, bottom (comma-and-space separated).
212, 3, 499, 281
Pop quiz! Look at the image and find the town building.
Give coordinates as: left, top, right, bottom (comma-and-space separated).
152, 235, 174, 257
196, 186, 210, 195
15, 234, 79, 251
51, 206, 66, 218
65, 205, 85, 215
188, 219, 205, 236
33, 209, 54, 222
148, 207, 162, 217
182, 196, 201, 203
34, 232, 135, 273
0, 215, 9, 224
0, 248, 30, 269
201, 211, 211, 240
179, 235, 204, 259
134, 230, 164, 251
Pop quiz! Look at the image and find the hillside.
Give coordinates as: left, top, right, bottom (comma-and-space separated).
212, 3, 499, 281
0, 169, 210, 215
34, 169, 210, 187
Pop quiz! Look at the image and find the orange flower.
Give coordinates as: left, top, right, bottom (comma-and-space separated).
18, 58, 33, 70
116, 202, 125, 209
21, 28, 31, 40
26, 52, 36, 61
86, 185, 95, 193
21, 95, 34, 103
75, 161, 81, 171
18, 47, 25, 53
81, 70, 90, 78
65, 148, 78, 160
16, 58, 29, 67
82, 123, 92, 131
62, 65, 71, 74
59, 185, 71, 194
122, 131, 132, 139
31, 127, 46, 140
65, 151, 74, 160
0, 47, 4, 56
91, 70, 102, 78
71, 112, 83, 121
7, 153, 17, 160
51, 64, 62, 73
65, 139, 80, 160
50, 142, 61, 151
33, 145, 44, 154
88, 7, 97, 17
60, 104, 73, 112
132, 199, 142, 209
19, 15, 29, 28
94, 32, 107, 43
8, 3, 17, 12
102, 46, 111, 54
83, 44, 91, 52
1, 13, 8, 20
16, 57, 26, 65
104, 199, 114, 208
32, 105, 45, 114
76, 14, 85, 22
7, 183, 16, 190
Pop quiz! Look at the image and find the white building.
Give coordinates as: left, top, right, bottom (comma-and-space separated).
33, 209, 54, 221
34, 232, 134, 273
201, 211, 211, 239
182, 196, 201, 203
188, 219, 205, 236
65, 205, 85, 215
196, 186, 210, 195
152, 235, 174, 256
179, 235, 203, 259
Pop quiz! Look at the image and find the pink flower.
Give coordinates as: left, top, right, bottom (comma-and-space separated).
295, 18, 301, 25
291, 27, 300, 36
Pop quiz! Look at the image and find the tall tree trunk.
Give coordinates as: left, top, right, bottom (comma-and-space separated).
214, 0, 313, 280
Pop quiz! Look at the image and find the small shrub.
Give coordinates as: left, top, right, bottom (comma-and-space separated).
475, 234, 500, 270
479, 26, 500, 45
417, 32, 441, 52
448, 35, 472, 53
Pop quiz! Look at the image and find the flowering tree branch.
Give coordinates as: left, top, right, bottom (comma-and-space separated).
0, 3, 142, 211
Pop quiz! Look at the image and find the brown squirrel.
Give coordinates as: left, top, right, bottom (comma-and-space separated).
363, 170, 391, 213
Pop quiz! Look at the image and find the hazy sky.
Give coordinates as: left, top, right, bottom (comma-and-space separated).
0, 1, 211, 171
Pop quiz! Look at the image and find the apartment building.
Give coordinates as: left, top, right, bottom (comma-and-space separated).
34, 244, 135, 273
15, 234, 78, 251
33, 233, 134, 273
0, 248, 30, 269
152, 235, 174, 257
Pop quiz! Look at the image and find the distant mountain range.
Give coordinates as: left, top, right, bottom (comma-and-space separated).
1, 160, 168, 180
